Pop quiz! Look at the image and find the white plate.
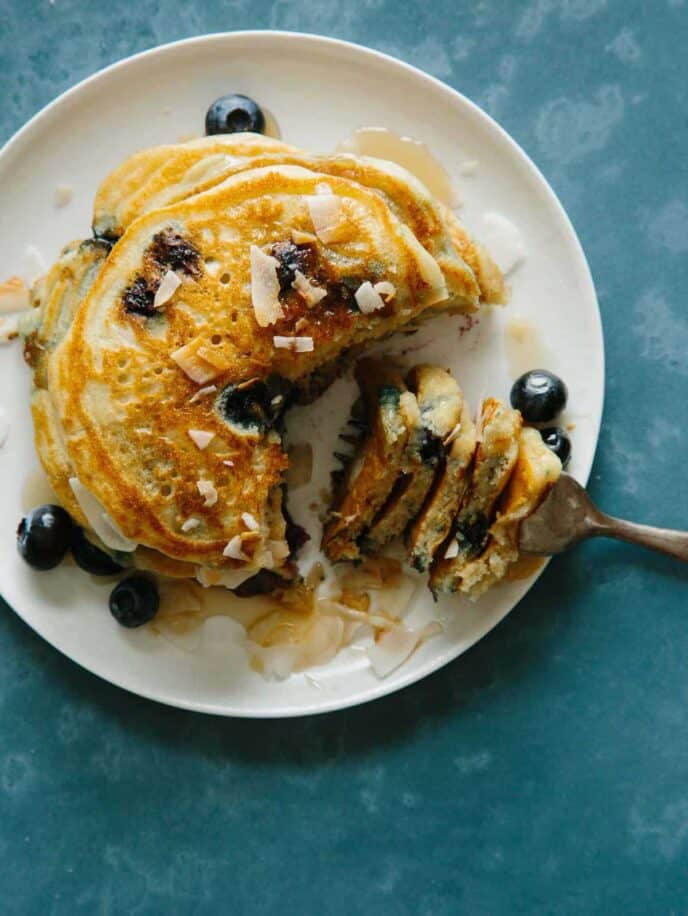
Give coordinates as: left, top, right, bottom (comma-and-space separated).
0, 32, 603, 717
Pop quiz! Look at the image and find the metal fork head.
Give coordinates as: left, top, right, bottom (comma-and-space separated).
518, 474, 600, 555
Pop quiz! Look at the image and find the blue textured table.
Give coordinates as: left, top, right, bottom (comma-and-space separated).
1, 2, 687, 913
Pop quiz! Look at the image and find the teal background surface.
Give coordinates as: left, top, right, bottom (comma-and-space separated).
1, 2, 687, 913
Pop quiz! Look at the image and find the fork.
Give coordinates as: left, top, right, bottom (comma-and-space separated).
518, 474, 688, 562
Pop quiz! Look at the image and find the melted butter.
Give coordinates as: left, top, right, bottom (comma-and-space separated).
337, 127, 460, 207
21, 468, 58, 512
504, 314, 553, 380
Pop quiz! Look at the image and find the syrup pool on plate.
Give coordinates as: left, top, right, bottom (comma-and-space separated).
503, 315, 553, 380
337, 127, 461, 208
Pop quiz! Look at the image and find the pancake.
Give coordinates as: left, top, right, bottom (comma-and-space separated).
406, 376, 476, 572
362, 365, 464, 555
92, 136, 502, 306
92, 133, 299, 239
455, 427, 561, 598
49, 163, 461, 583
430, 398, 522, 592
322, 360, 413, 563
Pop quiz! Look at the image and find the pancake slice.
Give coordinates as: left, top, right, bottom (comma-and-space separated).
455, 427, 561, 598
322, 359, 413, 562
362, 365, 464, 555
406, 378, 477, 572
430, 398, 522, 592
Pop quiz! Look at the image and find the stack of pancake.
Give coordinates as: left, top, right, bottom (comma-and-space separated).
21, 132, 506, 591
323, 362, 561, 598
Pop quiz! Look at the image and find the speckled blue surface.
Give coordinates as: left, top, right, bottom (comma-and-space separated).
1, 2, 687, 913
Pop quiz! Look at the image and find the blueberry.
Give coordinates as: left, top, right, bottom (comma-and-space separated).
510, 369, 568, 423
205, 94, 265, 136
71, 527, 124, 576
218, 374, 293, 433
109, 576, 159, 628
540, 427, 572, 468
17, 504, 73, 570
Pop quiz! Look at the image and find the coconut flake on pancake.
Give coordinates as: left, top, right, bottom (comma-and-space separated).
250, 245, 283, 327
68, 477, 137, 552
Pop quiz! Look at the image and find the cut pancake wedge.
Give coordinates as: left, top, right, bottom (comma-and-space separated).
322, 360, 413, 562
406, 376, 477, 572
454, 427, 561, 598
430, 398, 522, 592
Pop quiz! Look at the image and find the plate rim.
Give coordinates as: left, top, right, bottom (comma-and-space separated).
0, 29, 605, 717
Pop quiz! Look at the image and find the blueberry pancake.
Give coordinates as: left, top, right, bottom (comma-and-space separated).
46, 162, 465, 585
430, 398, 522, 592
455, 427, 561, 598
362, 365, 465, 555
406, 376, 477, 572
322, 359, 414, 563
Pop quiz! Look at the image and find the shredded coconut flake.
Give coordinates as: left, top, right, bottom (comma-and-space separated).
373, 280, 396, 301
0, 276, 30, 315
188, 429, 215, 450
307, 194, 343, 242
223, 534, 248, 561
197, 479, 218, 507
181, 517, 200, 532
273, 335, 314, 352
222, 459, 234, 467
241, 512, 259, 531
291, 229, 317, 245
444, 539, 459, 559
171, 343, 219, 384
204, 258, 222, 277
354, 281, 386, 315
68, 477, 137, 552
153, 269, 182, 308
196, 566, 256, 589
443, 422, 463, 446
266, 539, 290, 563
291, 269, 327, 307
188, 384, 217, 404
250, 245, 283, 327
